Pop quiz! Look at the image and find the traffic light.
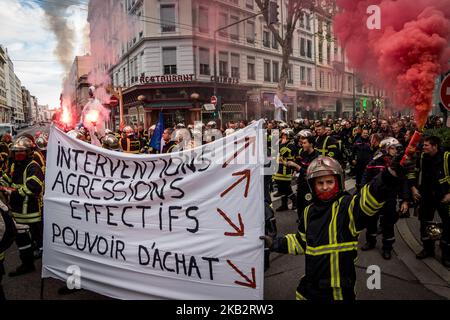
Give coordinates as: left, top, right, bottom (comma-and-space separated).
268, 1, 279, 25
362, 98, 367, 110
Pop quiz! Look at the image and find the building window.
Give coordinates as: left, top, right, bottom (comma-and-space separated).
300, 66, 306, 82
263, 31, 270, 47
199, 47, 210, 75
348, 75, 352, 92
272, 61, 279, 82
219, 12, 228, 37
134, 57, 138, 82
162, 47, 177, 74
230, 15, 239, 40
219, 52, 228, 77
320, 71, 324, 88
264, 60, 271, 82
305, 14, 311, 30
307, 40, 312, 58
161, 4, 176, 32
246, 21, 255, 43
122, 68, 126, 86
327, 73, 332, 90
299, 12, 304, 28
231, 53, 240, 78
246, 0, 254, 9
300, 38, 305, 57
271, 32, 278, 49
327, 44, 331, 65
318, 40, 323, 63
247, 56, 255, 80
198, 6, 209, 33
288, 64, 293, 84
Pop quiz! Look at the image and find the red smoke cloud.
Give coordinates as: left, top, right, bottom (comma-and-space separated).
334, 0, 450, 129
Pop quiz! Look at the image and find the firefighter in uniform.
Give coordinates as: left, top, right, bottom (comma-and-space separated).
351, 128, 372, 191
17, 133, 45, 172
262, 154, 409, 300
0, 185, 16, 300
273, 129, 296, 211
0, 136, 44, 276
409, 136, 450, 267
314, 122, 341, 161
35, 135, 48, 161
286, 130, 319, 222
292, 119, 303, 135
120, 126, 141, 154
360, 137, 410, 259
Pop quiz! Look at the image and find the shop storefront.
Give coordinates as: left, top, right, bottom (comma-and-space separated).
120, 73, 249, 128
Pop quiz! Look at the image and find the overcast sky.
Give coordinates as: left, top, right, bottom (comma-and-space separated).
0, 0, 88, 109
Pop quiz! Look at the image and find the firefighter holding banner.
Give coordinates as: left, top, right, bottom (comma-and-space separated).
262, 153, 413, 300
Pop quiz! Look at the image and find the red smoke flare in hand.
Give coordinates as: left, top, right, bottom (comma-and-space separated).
334, 0, 450, 130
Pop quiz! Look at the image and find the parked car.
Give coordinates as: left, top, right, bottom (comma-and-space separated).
0, 123, 17, 138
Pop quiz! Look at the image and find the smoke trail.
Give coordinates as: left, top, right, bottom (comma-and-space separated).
37, 0, 86, 72
334, 0, 450, 129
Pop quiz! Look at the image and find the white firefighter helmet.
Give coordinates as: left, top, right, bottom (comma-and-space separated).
281, 128, 294, 139
224, 128, 235, 136
380, 137, 401, 150
67, 130, 78, 139
293, 118, 303, 125
123, 126, 134, 136
278, 122, 288, 129
296, 129, 313, 139
306, 156, 344, 191
207, 121, 217, 129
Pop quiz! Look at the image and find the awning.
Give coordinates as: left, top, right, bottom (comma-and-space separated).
144, 101, 193, 110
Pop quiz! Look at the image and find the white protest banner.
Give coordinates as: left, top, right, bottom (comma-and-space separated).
42, 120, 265, 300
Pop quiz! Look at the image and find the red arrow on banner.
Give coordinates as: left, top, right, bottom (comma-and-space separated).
226, 260, 256, 289
222, 136, 256, 168
220, 170, 251, 198
217, 209, 245, 237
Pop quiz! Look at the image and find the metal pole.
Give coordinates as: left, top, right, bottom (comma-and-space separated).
214, 30, 217, 98
352, 71, 356, 118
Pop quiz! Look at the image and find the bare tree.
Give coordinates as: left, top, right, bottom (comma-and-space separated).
255, 0, 334, 96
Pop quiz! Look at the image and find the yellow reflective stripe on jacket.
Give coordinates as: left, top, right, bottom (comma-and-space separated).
12, 211, 41, 223
306, 242, 358, 256
299, 231, 306, 242
360, 184, 384, 216
329, 197, 344, 300
273, 173, 292, 181
440, 152, 450, 185
347, 196, 360, 237
26, 175, 44, 190
303, 205, 311, 233
296, 291, 307, 300
0, 251, 4, 261
285, 234, 304, 255
316, 136, 330, 156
